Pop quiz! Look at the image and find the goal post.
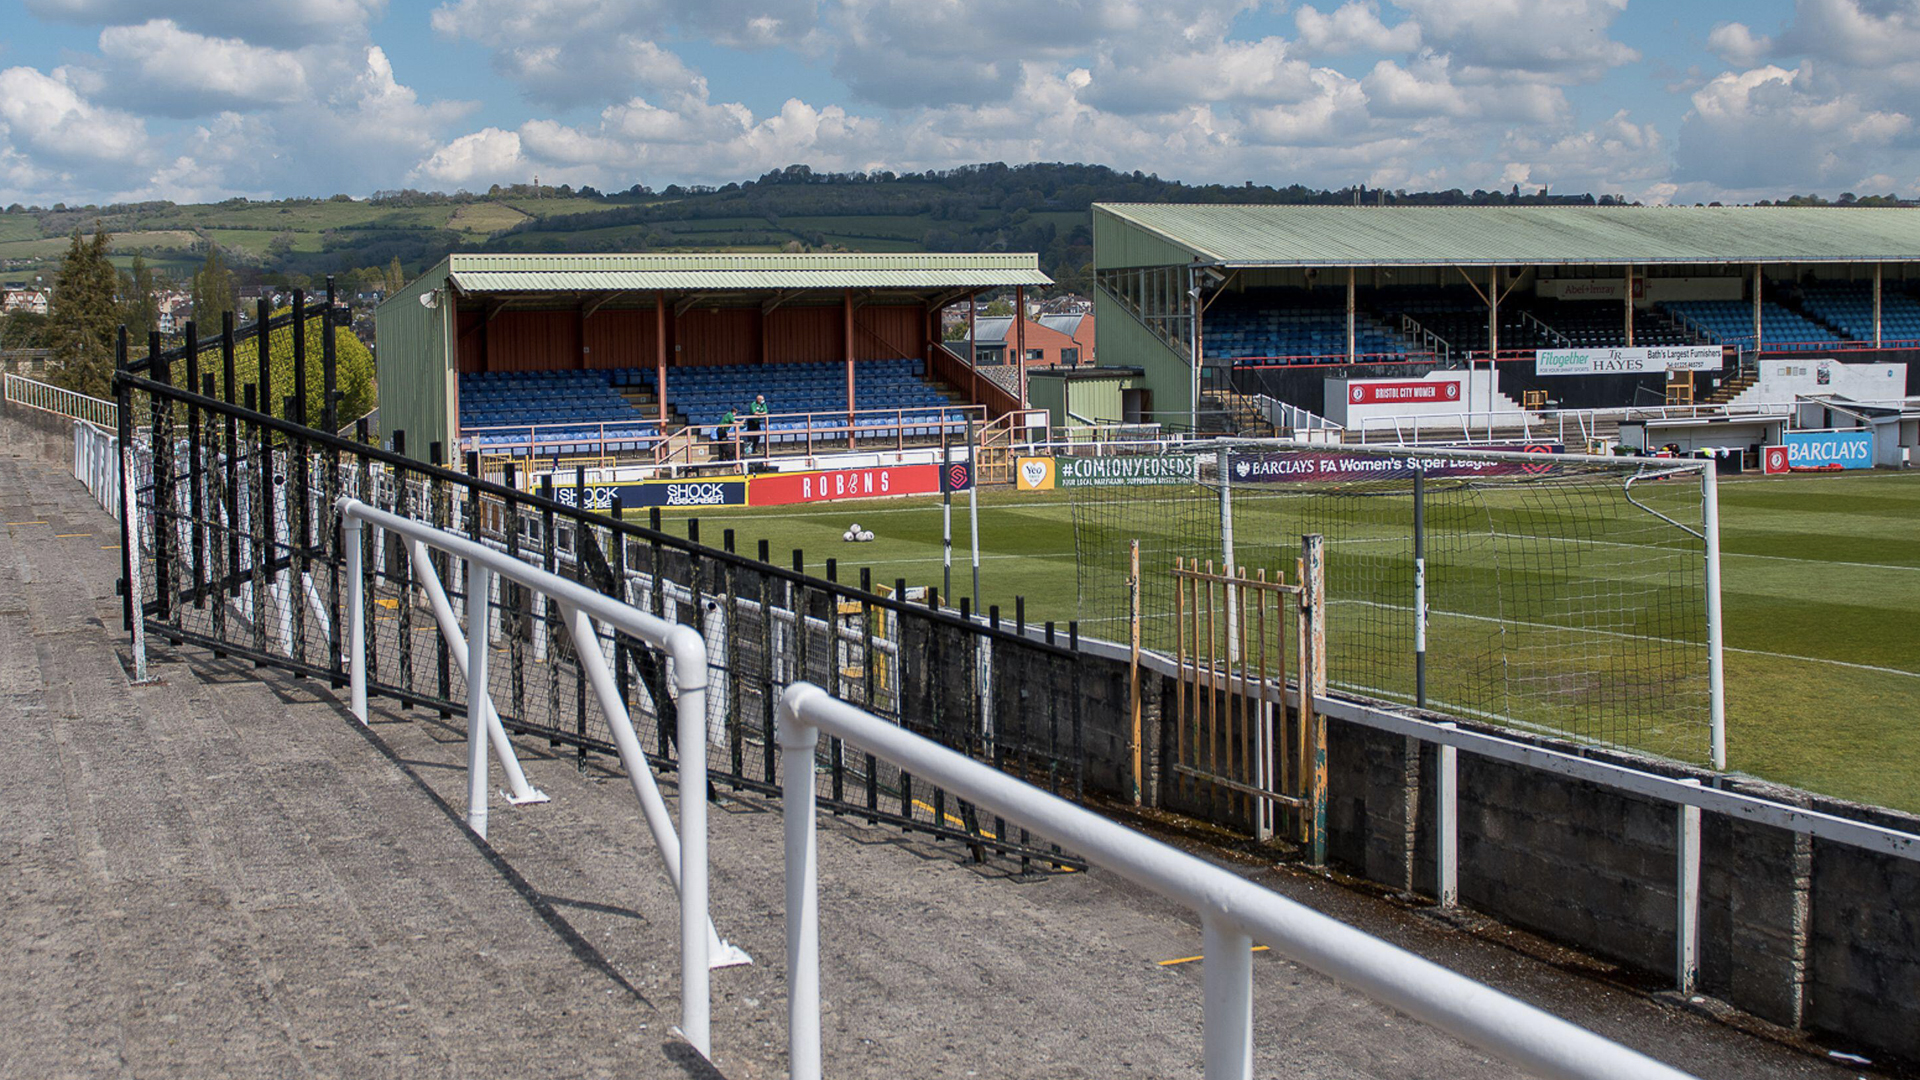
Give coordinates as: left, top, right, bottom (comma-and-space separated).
1058, 437, 1724, 766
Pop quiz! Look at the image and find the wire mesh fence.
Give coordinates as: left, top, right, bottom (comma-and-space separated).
1065, 440, 1714, 762
116, 315, 1088, 871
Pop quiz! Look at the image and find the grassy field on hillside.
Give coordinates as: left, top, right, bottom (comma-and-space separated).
657, 470, 1920, 811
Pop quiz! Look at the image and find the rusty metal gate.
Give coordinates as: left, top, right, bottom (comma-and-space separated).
1163, 536, 1326, 858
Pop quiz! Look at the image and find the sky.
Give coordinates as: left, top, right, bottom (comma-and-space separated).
3, 0, 1920, 207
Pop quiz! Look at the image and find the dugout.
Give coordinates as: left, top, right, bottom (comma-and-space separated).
375, 252, 1053, 463
1090, 204, 1920, 428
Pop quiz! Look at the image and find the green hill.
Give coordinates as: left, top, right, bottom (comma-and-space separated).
0, 162, 1814, 293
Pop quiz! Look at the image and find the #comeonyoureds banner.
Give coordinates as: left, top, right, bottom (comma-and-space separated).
1227, 444, 1564, 483
1054, 454, 1200, 487
748, 462, 963, 505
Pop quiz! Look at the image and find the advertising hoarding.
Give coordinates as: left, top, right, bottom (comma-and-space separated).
1055, 454, 1200, 488
554, 476, 748, 510
1782, 430, 1873, 470
1227, 444, 1564, 483
748, 463, 955, 506
1535, 347, 1722, 376
1348, 380, 1462, 406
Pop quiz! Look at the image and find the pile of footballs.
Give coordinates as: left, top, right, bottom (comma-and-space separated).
841, 522, 876, 542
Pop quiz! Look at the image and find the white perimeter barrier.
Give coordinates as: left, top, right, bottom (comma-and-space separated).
336, 497, 751, 1060
776, 681, 1700, 1080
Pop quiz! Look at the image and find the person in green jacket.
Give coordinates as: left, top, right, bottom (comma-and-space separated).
746, 393, 768, 454
717, 408, 737, 461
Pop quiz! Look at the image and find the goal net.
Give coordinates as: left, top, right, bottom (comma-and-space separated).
1064, 440, 1713, 762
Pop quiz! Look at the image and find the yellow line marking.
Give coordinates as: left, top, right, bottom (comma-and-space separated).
1157, 945, 1269, 967
904, 797, 1080, 872
56, 533, 92, 538
375, 597, 399, 610
6, 521, 48, 526
100, 545, 120, 550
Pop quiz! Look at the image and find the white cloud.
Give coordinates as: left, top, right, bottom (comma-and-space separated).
1678, 63, 1910, 193
1294, 2, 1420, 55
414, 127, 525, 186
25, 0, 386, 47
1395, 0, 1638, 80
0, 66, 149, 166
95, 19, 309, 116
1706, 22, 1772, 67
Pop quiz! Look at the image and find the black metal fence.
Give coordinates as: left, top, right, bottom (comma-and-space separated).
114, 293, 1086, 869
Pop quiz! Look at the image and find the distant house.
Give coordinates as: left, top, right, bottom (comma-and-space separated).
956, 313, 1096, 367
2, 288, 49, 316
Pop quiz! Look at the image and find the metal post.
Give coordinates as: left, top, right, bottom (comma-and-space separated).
1874, 263, 1883, 347
1346, 267, 1356, 364
1752, 265, 1763, 353
1303, 533, 1328, 866
941, 423, 953, 601
347, 516, 366, 723
778, 700, 823, 1080
1624, 263, 1634, 348
1219, 445, 1237, 661
1703, 461, 1726, 770
1437, 723, 1458, 908
1413, 469, 1426, 708
1129, 539, 1142, 806
967, 419, 981, 610
1676, 778, 1702, 993
1201, 916, 1254, 1080
674, 624, 714, 1057
466, 560, 491, 838
1188, 266, 1202, 431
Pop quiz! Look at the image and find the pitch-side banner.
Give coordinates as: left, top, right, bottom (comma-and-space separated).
1227, 444, 1564, 483
749, 463, 958, 506
1056, 454, 1200, 487
1535, 346, 1722, 376
1783, 430, 1873, 470
554, 476, 748, 510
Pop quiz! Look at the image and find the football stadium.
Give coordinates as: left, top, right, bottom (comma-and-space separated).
6, 202, 1918, 1078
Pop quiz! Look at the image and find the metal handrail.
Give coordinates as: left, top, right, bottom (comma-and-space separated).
774, 682, 1698, 1080
5, 371, 119, 428
335, 496, 750, 1059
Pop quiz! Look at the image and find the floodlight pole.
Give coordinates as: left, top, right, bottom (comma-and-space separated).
1702, 459, 1727, 770
1189, 268, 1202, 433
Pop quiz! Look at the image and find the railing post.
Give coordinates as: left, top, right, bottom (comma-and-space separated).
1676, 778, 1702, 993
1301, 533, 1327, 866
1436, 722, 1458, 908
466, 559, 492, 839
346, 514, 366, 723
778, 686, 824, 1080
1201, 915, 1254, 1080
671, 624, 713, 1057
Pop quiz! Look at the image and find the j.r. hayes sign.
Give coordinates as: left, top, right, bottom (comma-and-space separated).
1535, 346, 1721, 376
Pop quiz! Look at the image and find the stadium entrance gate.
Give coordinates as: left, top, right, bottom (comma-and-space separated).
1163, 550, 1327, 856
109, 293, 1086, 870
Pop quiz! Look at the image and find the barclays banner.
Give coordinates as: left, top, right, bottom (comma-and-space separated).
1228, 444, 1563, 483
1783, 430, 1874, 470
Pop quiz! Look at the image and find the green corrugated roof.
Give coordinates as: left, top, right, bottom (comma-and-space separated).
440, 251, 1051, 293
1093, 204, 1920, 267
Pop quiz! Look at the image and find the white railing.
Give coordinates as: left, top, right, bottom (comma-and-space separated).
5, 371, 118, 428
73, 421, 130, 520
1350, 401, 1800, 446
335, 497, 751, 1060
774, 682, 1700, 1080
1250, 393, 1343, 442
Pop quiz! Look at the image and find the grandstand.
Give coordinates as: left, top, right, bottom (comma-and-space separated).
376, 252, 1051, 466
1091, 204, 1920, 424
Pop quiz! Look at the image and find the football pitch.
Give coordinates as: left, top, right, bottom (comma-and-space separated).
653, 470, 1920, 813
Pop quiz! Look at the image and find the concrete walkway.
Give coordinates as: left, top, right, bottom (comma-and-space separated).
0, 411, 1866, 1079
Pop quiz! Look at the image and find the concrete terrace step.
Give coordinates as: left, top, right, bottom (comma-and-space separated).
0, 407, 1864, 1080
